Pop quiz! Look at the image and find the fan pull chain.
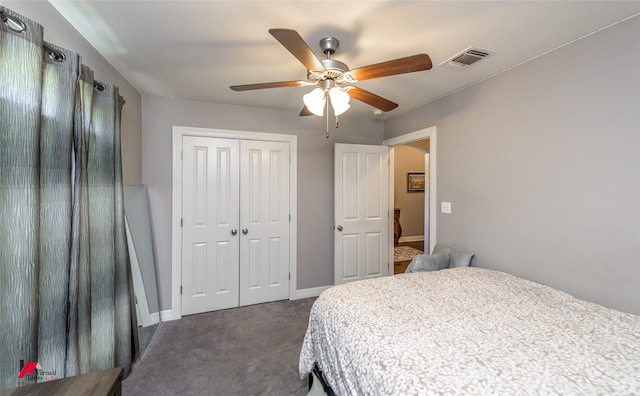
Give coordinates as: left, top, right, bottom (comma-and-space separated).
325, 99, 330, 138
335, 116, 339, 129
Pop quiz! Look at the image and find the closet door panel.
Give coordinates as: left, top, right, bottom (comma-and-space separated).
239, 140, 290, 306
182, 137, 240, 315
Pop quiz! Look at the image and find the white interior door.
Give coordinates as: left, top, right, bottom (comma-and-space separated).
182, 136, 240, 315
240, 140, 290, 305
334, 143, 389, 284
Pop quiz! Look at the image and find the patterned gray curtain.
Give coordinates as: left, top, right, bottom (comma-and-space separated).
0, 7, 131, 390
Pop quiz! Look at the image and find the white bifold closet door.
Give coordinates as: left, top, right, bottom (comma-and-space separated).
181, 136, 289, 316
239, 139, 290, 306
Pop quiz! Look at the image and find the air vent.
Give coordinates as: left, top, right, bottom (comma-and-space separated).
439, 46, 496, 70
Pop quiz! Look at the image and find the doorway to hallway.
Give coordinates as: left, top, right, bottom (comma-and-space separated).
384, 126, 437, 276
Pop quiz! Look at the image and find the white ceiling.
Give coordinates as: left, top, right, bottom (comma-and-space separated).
50, 1, 640, 120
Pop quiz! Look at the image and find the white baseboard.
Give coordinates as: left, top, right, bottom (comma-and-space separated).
294, 285, 332, 299
160, 309, 177, 322
398, 235, 424, 243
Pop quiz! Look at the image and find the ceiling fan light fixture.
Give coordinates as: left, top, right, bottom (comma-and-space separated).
231, 29, 431, 126
333, 102, 350, 116
329, 87, 350, 116
303, 87, 325, 116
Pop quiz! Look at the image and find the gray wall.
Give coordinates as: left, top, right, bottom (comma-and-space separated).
394, 145, 425, 238
2, 1, 143, 184
141, 96, 384, 310
385, 17, 640, 315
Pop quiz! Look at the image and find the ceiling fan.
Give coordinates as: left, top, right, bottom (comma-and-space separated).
230, 28, 432, 119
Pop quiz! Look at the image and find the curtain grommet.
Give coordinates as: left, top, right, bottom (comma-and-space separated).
1, 8, 26, 33
44, 44, 66, 63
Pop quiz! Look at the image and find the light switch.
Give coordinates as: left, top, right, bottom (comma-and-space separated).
441, 201, 452, 214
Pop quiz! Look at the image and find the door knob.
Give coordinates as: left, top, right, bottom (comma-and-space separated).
242, 228, 248, 235
231, 229, 237, 236
336, 225, 343, 231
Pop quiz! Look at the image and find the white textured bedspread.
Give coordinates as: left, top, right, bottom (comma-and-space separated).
299, 267, 640, 395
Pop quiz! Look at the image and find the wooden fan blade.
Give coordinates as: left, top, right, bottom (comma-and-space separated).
350, 54, 432, 81
348, 87, 398, 112
230, 81, 302, 91
299, 106, 313, 116
269, 28, 325, 72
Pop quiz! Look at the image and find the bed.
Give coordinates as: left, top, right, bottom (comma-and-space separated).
299, 267, 640, 395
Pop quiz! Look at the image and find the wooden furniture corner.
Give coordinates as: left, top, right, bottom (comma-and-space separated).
3, 367, 123, 396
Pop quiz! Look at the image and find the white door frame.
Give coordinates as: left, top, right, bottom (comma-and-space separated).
171, 126, 297, 320
383, 126, 437, 274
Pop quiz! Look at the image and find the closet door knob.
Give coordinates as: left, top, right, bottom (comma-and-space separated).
231, 229, 237, 236
336, 225, 343, 231
242, 228, 248, 235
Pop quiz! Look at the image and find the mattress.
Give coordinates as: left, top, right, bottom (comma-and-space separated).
299, 267, 640, 395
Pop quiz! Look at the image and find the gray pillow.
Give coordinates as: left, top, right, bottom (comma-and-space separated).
449, 251, 475, 268
432, 244, 452, 254
405, 252, 450, 273
431, 243, 474, 268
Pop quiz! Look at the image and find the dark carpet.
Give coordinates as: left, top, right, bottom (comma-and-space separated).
123, 298, 316, 396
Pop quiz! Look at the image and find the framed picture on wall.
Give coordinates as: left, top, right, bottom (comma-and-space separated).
407, 172, 425, 192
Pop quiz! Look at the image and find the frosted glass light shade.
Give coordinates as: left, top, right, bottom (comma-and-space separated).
303, 88, 325, 116
329, 87, 350, 116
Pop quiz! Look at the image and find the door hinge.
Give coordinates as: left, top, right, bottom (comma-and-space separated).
289, 272, 291, 280
289, 214, 291, 222
181, 218, 183, 227
180, 285, 183, 295
181, 150, 183, 160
